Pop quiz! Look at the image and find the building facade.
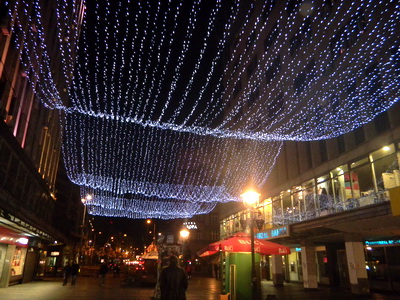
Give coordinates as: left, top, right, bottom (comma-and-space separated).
220, 0, 400, 295
0, 0, 84, 287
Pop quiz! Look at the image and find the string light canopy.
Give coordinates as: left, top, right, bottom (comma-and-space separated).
62, 112, 282, 218
80, 187, 218, 219
8, 0, 400, 218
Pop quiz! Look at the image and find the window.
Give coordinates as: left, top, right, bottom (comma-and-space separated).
210, 231, 219, 241
330, 164, 349, 202
272, 195, 283, 225
372, 144, 398, 191
350, 157, 374, 200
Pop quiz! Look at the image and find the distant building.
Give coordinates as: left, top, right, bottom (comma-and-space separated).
0, 0, 84, 286
220, 0, 400, 295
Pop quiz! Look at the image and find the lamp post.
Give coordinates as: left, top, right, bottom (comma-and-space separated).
179, 228, 190, 262
80, 195, 91, 264
241, 190, 261, 300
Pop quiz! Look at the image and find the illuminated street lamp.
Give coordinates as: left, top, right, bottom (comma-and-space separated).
179, 228, 190, 261
179, 228, 190, 239
80, 195, 91, 264
146, 219, 156, 241
241, 189, 261, 300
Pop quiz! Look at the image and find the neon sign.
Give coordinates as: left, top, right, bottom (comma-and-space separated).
255, 225, 289, 240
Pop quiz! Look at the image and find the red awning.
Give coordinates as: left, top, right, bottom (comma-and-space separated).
197, 232, 290, 257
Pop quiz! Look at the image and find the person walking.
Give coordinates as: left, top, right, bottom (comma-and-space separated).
98, 262, 109, 286
160, 255, 188, 300
70, 262, 80, 285
185, 264, 192, 279
62, 261, 71, 286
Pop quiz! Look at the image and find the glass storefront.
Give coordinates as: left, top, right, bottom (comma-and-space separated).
221, 141, 400, 242
365, 244, 400, 292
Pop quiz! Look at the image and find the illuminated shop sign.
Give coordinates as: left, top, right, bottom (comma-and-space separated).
51, 252, 60, 256
255, 225, 289, 240
183, 222, 197, 230
365, 240, 400, 246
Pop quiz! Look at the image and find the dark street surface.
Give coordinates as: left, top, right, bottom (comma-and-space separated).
0, 274, 398, 300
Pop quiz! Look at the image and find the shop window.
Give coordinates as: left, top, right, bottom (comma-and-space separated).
350, 158, 374, 204
11, 247, 27, 277
330, 164, 349, 203
365, 247, 388, 281
371, 144, 395, 161
282, 190, 292, 222
374, 152, 399, 191
303, 179, 316, 219
316, 251, 328, 278
272, 196, 283, 225
291, 187, 302, 222
317, 175, 334, 214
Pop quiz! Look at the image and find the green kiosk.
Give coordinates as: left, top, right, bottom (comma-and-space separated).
197, 232, 290, 300
220, 251, 260, 300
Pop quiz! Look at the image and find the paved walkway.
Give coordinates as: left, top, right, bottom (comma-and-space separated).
0, 275, 220, 300
0, 275, 398, 300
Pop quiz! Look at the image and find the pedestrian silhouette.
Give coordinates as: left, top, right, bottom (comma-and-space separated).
62, 262, 71, 286
70, 262, 79, 285
160, 255, 188, 300
98, 262, 109, 286
185, 264, 192, 279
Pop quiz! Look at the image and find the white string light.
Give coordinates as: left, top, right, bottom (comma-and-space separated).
8, 0, 400, 218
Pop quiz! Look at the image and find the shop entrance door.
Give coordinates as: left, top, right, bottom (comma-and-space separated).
337, 250, 350, 288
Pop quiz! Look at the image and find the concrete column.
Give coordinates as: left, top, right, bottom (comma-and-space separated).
301, 242, 318, 289
271, 254, 283, 286
344, 234, 369, 295
0, 244, 16, 288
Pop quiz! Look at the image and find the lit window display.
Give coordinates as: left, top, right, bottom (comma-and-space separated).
11, 247, 27, 276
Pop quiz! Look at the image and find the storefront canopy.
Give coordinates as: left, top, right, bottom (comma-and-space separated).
197, 232, 290, 257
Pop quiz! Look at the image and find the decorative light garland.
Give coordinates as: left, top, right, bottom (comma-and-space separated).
8, 0, 400, 218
